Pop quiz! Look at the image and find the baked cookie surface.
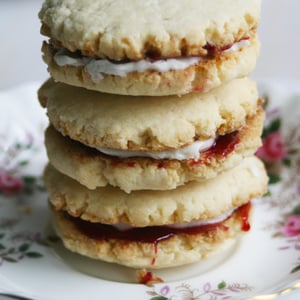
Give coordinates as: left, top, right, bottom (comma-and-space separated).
45, 108, 263, 192
39, 0, 260, 60
38, 78, 259, 151
45, 156, 268, 226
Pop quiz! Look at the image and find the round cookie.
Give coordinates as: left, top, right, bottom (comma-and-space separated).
38, 77, 259, 151
39, 0, 260, 60
51, 204, 251, 269
45, 108, 264, 192
39, 0, 260, 95
41, 34, 259, 96
44, 156, 268, 226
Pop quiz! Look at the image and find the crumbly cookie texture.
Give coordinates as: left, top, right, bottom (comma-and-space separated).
44, 108, 264, 192
41, 34, 259, 96
51, 206, 246, 269
45, 156, 268, 226
38, 78, 259, 151
39, 0, 260, 60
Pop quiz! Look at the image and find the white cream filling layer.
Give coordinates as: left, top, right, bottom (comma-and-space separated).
54, 39, 250, 82
224, 39, 250, 53
112, 208, 235, 231
97, 138, 215, 160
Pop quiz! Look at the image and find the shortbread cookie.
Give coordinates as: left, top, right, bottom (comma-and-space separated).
39, 0, 260, 95
45, 108, 264, 192
38, 78, 259, 151
51, 203, 252, 269
41, 34, 259, 96
45, 156, 268, 226
39, 0, 260, 60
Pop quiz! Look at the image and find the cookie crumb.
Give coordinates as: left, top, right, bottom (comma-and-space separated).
137, 268, 164, 286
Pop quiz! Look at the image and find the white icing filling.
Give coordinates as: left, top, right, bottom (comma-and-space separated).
86, 57, 203, 82
54, 39, 250, 82
224, 39, 250, 53
97, 138, 215, 160
112, 208, 236, 231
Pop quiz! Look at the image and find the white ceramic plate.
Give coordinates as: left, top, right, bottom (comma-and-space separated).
0, 80, 300, 300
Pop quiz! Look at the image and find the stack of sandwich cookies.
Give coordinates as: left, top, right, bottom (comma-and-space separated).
38, 0, 267, 269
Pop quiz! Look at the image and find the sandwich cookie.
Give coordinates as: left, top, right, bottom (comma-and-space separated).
46, 156, 268, 268
39, 0, 261, 96
44, 107, 264, 192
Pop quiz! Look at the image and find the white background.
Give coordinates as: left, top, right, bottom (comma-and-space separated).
0, 0, 299, 299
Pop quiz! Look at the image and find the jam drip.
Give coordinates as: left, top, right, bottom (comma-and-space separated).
188, 131, 239, 166
69, 202, 251, 244
237, 202, 251, 231
207, 131, 240, 158
137, 269, 164, 285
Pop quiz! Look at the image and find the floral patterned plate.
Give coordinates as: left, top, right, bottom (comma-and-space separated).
0, 80, 300, 300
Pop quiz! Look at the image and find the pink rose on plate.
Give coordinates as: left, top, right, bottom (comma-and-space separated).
281, 215, 300, 237
0, 170, 24, 195
256, 131, 286, 162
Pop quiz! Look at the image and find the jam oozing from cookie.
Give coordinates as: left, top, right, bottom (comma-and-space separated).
108, 130, 239, 169
237, 201, 251, 231
206, 131, 239, 158
188, 131, 239, 166
68, 202, 251, 244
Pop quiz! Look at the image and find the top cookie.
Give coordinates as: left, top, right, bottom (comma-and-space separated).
39, 0, 260, 60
